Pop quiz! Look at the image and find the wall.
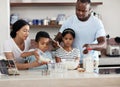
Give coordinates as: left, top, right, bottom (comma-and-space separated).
99, 0, 120, 37
0, 0, 10, 54
10, 0, 120, 39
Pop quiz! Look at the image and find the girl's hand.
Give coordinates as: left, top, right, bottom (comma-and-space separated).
52, 39, 61, 48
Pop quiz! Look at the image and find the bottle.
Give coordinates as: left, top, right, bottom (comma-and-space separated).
90, 50, 99, 73
43, 17, 49, 25
83, 50, 94, 73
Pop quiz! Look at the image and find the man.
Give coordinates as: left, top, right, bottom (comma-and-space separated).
54, 0, 106, 64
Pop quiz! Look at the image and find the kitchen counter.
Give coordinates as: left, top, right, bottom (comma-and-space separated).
0, 70, 120, 87
99, 57, 120, 65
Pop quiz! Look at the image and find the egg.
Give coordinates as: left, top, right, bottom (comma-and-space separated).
38, 56, 51, 63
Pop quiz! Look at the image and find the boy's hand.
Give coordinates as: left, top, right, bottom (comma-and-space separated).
38, 56, 50, 65
40, 61, 48, 65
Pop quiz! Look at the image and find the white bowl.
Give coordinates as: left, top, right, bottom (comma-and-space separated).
65, 61, 79, 70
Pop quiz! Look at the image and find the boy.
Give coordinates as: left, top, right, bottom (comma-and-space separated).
22, 31, 52, 70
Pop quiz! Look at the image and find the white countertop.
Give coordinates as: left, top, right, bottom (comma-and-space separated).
0, 70, 120, 87
99, 57, 120, 65
1, 70, 120, 80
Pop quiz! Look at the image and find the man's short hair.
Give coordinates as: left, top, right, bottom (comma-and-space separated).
77, 0, 91, 3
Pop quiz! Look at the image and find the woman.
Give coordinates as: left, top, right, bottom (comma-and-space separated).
3, 19, 40, 70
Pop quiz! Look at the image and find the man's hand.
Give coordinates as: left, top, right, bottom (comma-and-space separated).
83, 44, 92, 54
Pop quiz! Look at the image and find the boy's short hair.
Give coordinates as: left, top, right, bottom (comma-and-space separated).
35, 31, 50, 42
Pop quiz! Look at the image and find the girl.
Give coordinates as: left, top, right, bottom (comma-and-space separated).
55, 28, 80, 69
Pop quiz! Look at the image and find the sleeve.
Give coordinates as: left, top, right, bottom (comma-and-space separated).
59, 16, 72, 33
95, 19, 106, 38
27, 55, 36, 63
47, 52, 52, 59
55, 48, 61, 58
76, 48, 80, 58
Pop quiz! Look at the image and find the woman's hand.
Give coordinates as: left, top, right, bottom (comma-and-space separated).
21, 50, 39, 58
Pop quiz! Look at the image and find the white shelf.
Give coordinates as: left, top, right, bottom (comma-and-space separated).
10, 2, 103, 7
